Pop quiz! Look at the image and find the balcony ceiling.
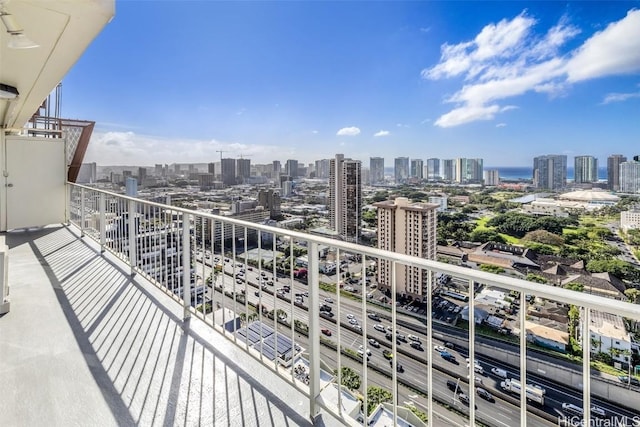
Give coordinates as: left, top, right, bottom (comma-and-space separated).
0, 0, 114, 129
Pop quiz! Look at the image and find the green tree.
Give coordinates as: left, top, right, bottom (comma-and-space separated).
624, 288, 640, 303
469, 229, 506, 244
564, 282, 584, 292
362, 209, 377, 227
522, 229, 564, 246
366, 386, 393, 415
334, 366, 361, 390
480, 264, 505, 274
587, 259, 640, 282
526, 273, 547, 284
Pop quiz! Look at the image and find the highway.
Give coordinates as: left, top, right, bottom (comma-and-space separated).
195, 255, 640, 426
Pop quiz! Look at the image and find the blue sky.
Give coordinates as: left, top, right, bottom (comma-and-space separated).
67, 1, 640, 167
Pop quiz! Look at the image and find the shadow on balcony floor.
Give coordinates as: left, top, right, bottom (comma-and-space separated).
0, 225, 314, 426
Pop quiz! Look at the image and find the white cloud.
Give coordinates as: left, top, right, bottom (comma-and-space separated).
84, 131, 283, 165
566, 9, 640, 82
374, 130, 390, 137
496, 123, 507, 127
311, 130, 319, 134
336, 126, 361, 136
601, 91, 640, 104
420, 27, 431, 33
423, 9, 640, 127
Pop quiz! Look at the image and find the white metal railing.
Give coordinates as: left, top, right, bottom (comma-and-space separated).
68, 183, 640, 427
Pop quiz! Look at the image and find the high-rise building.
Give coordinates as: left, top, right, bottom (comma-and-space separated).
484, 169, 500, 186
125, 177, 138, 197
455, 158, 483, 184
272, 160, 281, 175
137, 167, 147, 186
394, 157, 409, 184
635, 155, 640, 162
369, 157, 385, 185
410, 159, 424, 179
374, 197, 437, 297
426, 158, 440, 180
533, 154, 567, 190
174, 164, 180, 174
154, 164, 163, 176
221, 158, 236, 186
620, 161, 640, 193
608, 154, 627, 191
236, 158, 251, 184
258, 189, 282, 219
207, 162, 216, 175
77, 162, 97, 183
285, 159, 299, 178
315, 159, 331, 179
574, 156, 598, 184
442, 159, 456, 181
329, 154, 361, 243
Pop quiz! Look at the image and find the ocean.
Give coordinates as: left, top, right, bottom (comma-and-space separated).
489, 166, 609, 181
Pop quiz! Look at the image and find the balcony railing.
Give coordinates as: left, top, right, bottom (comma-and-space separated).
68, 183, 640, 427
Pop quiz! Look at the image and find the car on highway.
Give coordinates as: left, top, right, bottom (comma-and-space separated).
383, 349, 393, 360
440, 351, 457, 363
561, 403, 583, 416
346, 313, 355, 320
591, 405, 606, 417
409, 341, 423, 350
458, 392, 470, 405
491, 367, 508, 378
373, 324, 386, 332
368, 339, 380, 348
434, 345, 446, 353
385, 332, 393, 341
396, 364, 404, 373
324, 297, 334, 304
618, 375, 640, 386
367, 312, 380, 321
476, 387, 494, 402
407, 334, 420, 343
446, 380, 461, 393
358, 345, 371, 356
396, 333, 407, 342
321, 328, 332, 336
348, 318, 358, 325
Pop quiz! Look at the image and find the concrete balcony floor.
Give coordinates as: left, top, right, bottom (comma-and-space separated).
0, 226, 320, 427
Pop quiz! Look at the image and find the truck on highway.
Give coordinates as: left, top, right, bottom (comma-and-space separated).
500, 379, 545, 405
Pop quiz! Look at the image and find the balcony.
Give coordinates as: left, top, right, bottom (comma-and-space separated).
1, 183, 639, 426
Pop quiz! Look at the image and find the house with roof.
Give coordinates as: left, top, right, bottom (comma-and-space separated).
584, 310, 634, 364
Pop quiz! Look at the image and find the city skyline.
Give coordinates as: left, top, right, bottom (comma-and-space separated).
63, 2, 640, 166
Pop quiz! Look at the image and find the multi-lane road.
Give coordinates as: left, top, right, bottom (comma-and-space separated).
195, 255, 640, 426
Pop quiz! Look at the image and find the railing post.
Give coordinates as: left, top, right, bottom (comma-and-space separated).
99, 193, 106, 252
128, 198, 137, 276
80, 187, 85, 237
182, 211, 191, 320
519, 291, 527, 427
307, 240, 320, 421
468, 278, 476, 426
582, 307, 591, 424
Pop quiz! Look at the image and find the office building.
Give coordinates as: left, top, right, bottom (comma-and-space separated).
410, 159, 424, 180
620, 161, 640, 193
258, 189, 282, 219
137, 167, 147, 186
442, 159, 456, 181
285, 159, 299, 179
329, 154, 362, 243
484, 169, 500, 186
574, 156, 598, 184
77, 162, 97, 184
315, 159, 331, 179
221, 158, 236, 186
533, 154, 567, 190
374, 197, 438, 297
426, 158, 440, 180
236, 158, 251, 184
125, 177, 138, 197
369, 157, 385, 185
394, 157, 409, 184
455, 158, 483, 184
608, 154, 627, 191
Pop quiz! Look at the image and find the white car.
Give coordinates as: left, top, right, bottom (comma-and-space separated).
373, 324, 386, 332
358, 345, 372, 356
346, 313, 355, 320
324, 297, 334, 304
434, 345, 446, 353
368, 339, 380, 348
349, 318, 358, 325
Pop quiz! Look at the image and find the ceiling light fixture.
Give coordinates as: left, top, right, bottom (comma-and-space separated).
0, 5, 39, 49
0, 83, 19, 100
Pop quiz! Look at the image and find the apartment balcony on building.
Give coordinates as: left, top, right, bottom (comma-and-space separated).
2, 2, 640, 427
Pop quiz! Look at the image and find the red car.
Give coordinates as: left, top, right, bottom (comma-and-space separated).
321, 328, 332, 336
